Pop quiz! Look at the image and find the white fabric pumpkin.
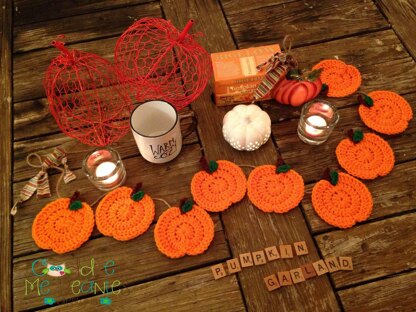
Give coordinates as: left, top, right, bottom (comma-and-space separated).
222, 104, 271, 151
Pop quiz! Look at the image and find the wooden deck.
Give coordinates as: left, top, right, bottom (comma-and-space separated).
1, 0, 416, 311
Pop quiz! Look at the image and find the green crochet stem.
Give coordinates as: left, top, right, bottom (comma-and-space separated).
180, 198, 194, 214
131, 183, 145, 201
347, 129, 364, 143
357, 93, 374, 107
276, 157, 291, 173
69, 191, 82, 211
324, 169, 339, 186
200, 157, 218, 174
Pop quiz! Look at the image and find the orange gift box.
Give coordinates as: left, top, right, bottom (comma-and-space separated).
211, 44, 281, 106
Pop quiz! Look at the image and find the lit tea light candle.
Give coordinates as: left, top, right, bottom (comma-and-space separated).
305, 115, 327, 137
95, 161, 118, 184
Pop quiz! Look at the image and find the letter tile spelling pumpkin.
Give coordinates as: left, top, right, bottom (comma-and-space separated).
154, 199, 214, 259
95, 184, 155, 241
32, 194, 94, 254
312, 170, 373, 229
247, 159, 304, 213
191, 159, 246, 212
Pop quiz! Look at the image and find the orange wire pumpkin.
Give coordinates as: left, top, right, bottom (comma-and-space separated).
32, 198, 94, 254
96, 185, 155, 241
154, 199, 214, 258
191, 159, 246, 212
312, 170, 373, 229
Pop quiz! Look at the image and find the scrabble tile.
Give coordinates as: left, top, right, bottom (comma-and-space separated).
279, 244, 293, 258
264, 246, 280, 261
264, 274, 280, 291
293, 241, 309, 256
211, 263, 227, 280
290, 268, 306, 284
277, 271, 292, 286
301, 263, 317, 279
252, 250, 267, 265
239, 253, 254, 268
325, 257, 341, 272
339, 256, 353, 271
226, 258, 242, 274
312, 260, 329, 276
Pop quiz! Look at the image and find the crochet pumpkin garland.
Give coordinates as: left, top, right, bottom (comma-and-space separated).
191, 158, 246, 212
312, 59, 361, 97
311, 170, 373, 229
95, 183, 155, 241
247, 159, 304, 213
358, 91, 413, 135
154, 199, 214, 258
32, 193, 94, 254
336, 129, 395, 180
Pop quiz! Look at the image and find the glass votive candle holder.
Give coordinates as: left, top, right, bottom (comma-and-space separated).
297, 100, 339, 145
82, 147, 126, 191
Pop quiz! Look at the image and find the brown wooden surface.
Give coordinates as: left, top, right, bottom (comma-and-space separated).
162, 1, 339, 311
0, 0, 13, 310
375, 0, 416, 59
339, 271, 416, 312
3, 0, 416, 311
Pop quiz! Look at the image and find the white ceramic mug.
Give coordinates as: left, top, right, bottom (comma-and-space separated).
130, 100, 196, 163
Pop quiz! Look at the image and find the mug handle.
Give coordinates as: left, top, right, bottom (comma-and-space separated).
179, 111, 197, 138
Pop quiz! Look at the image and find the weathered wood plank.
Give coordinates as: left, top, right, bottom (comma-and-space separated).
220, 0, 297, 14
375, 0, 416, 60
13, 216, 229, 311
272, 92, 416, 183
13, 37, 117, 102
339, 271, 416, 312
302, 160, 416, 233
12, 144, 203, 256
223, 0, 388, 49
14, 0, 156, 26
13, 107, 198, 181
44, 267, 245, 312
162, 1, 340, 311
316, 213, 416, 288
262, 29, 412, 122
0, 0, 12, 310
14, 2, 161, 53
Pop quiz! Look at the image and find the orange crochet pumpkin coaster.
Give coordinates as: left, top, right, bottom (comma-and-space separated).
154, 199, 215, 259
358, 91, 413, 135
312, 170, 373, 229
191, 158, 246, 212
247, 160, 304, 213
336, 129, 395, 179
96, 184, 155, 241
312, 60, 361, 97
32, 195, 94, 254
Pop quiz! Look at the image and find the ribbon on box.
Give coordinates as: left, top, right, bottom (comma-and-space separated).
11, 147, 76, 216
252, 35, 298, 102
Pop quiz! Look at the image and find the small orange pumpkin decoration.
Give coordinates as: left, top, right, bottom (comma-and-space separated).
154, 199, 214, 259
336, 129, 394, 179
96, 184, 155, 241
191, 158, 246, 212
32, 193, 94, 254
247, 159, 304, 213
312, 170, 373, 229
358, 91, 413, 135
